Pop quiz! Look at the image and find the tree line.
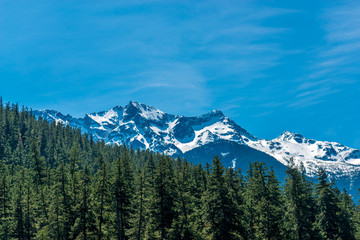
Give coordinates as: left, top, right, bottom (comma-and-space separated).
0, 99, 360, 240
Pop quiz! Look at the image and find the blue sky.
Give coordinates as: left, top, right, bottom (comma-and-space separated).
1, 0, 359, 148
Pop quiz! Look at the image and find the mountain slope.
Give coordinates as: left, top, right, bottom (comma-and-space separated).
34, 101, 360, 181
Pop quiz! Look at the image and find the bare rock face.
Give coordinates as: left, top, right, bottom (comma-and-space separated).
34, 101, 360, 196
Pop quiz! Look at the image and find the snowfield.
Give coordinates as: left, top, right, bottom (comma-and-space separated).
34, 101, 360, 179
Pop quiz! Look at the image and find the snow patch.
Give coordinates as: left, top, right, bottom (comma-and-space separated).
232, 158, 236, 168
221, 152, 230, 157
33, 103, 360, 179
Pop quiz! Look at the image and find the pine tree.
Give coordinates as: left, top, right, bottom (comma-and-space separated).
93, 154, 113, 239
265, 168, 284, 240
130, 168, 146, 240
0, 158, 10, 239
355, 191, 360, 239
30, 139, 46, 188
24, 169, 35, 240
68, 142, 82, 235
146, 156, 176, 240
0, 100, 359, 239
224, 167, 247, 239
338, 189, 356, 239
113, 151, 134, 240
143, 153, 157, 238
169, 158, 197, 240
12, 180, 25, 239
245, 162, 284, 240
314, 168, 342, 239
72, 166, 96, 239
283, 161, 317, 240
202, 156, 244, 240
188, 164, 206, 236
46, 163, 73, 239
29, 138, 50, 234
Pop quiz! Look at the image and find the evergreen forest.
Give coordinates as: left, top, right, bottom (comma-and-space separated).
1, 100, 360, 240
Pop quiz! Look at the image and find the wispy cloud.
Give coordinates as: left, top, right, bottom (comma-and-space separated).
288, 88, 338, 108
92, 1, 294, 114
0, 0, 296, 117
290, 2, 360, 108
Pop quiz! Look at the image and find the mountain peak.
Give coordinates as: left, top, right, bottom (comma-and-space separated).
33, 102, 360, 184
199, 109, 224, 119
124, 101, 165, 121
210, 109, 224, 115
112, 105, 123, 111
128, 100, 142, 108
280, 131, 304, 138
275, 131, 306, 144
126, 101, 157, 110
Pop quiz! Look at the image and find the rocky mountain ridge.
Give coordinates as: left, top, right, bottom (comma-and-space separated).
34, 101, 360, 180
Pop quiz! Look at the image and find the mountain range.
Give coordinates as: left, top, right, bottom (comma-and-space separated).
33, 101, 360, 193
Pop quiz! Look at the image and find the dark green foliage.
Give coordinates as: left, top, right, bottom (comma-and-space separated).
0, 100, 359, 239
314, 168, 355, 240
283, 160, 317, 240
0, 158, 10, 239
146, 156, 176, 240
73, 165, 97, 239
130, 168, 146, 240
245, 162, 285, 240
338, 189, 356, 240
113, 151, 134, 240
12, 171, 25, 239
165, 157, 198, 240
93, 154, 113, 239
205, 157, 240, 239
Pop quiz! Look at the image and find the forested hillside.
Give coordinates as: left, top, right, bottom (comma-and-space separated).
1, 100, 360, 240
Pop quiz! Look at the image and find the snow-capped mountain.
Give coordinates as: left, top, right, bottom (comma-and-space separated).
246, 132, 360, 178
33, 101, 360, 181
34, 101, 255, 156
